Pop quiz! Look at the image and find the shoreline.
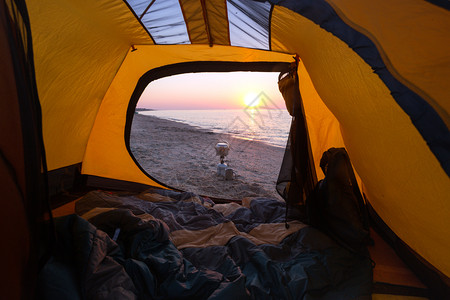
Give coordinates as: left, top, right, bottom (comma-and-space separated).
130, 113, 285, 200
138, 109, 290, 149
159, 117, 286, 150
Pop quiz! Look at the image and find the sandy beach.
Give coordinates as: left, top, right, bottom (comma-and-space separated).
130, 113, 285, 200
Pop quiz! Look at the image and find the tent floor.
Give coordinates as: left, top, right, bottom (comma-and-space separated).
369, 229, 430, 299
52, 196, 430, 299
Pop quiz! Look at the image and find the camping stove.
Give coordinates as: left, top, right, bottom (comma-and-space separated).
215, 142, 233, 180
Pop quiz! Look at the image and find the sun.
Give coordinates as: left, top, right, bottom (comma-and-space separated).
243, 92, 260, 107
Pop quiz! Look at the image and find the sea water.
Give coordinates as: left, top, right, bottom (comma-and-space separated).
139, 109, 292, 148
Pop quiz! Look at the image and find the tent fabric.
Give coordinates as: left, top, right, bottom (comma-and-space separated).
227, 0, 272, 50
178, 0, 210, 44
269, 5, 450, 279
178, 0, 231, 46
425, 0, 450, 10
22, 0, 450, 287
276, 65, 318, 211
1, 4, 31, 298
326, 0, 450, 129
128, 0, 191, 44
27, 0, 153, 170
275, 0, 450, 177
202, 0, 232, 46
1, 0, 53, 297
82, 45, 293, 187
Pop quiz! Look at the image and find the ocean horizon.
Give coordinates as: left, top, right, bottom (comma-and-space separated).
139, 109, 291, 148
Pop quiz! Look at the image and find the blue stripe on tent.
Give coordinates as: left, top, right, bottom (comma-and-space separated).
273, 0, 450, 176
425, 0, 450, 10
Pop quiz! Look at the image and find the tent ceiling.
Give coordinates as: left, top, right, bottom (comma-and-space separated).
228, 0, 271, 49
125, 0, 272, 49
127, 0, 191, 44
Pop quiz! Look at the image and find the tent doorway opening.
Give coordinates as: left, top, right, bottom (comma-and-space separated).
129, 71, 291, 200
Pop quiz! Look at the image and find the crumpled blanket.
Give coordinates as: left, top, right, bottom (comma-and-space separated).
39, 189, 372, 300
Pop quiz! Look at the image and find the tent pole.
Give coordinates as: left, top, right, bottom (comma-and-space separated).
139, 0, 157, 20
200, 0, 213, 47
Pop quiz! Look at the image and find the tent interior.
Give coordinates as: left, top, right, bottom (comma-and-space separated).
1, 0, 449, 299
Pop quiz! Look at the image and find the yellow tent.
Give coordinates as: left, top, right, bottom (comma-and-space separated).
1, 0, 449, 298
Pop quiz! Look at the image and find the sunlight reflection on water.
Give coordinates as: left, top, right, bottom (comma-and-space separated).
139, 109, 291, 148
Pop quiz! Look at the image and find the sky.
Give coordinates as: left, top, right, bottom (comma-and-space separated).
136, 72, 285, 110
